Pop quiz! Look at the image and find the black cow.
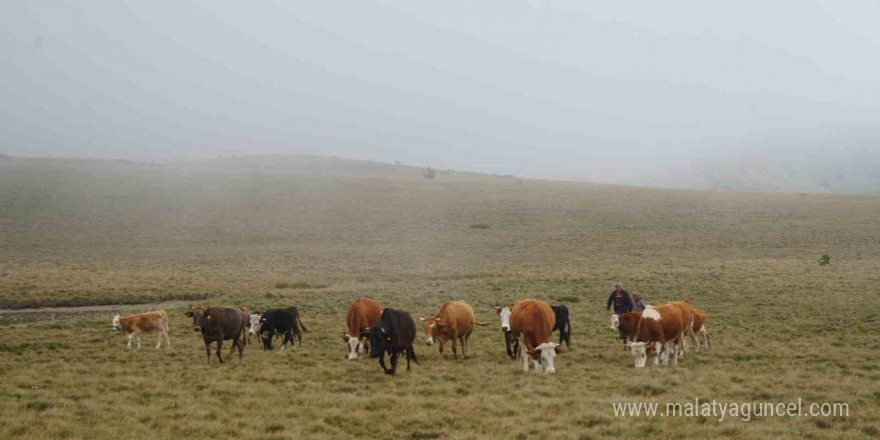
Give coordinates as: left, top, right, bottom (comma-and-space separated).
185, 305, 248, 364
505, 304, 571, 359
552, 304, 571, 348
368, 308, 419, 375
256, 306, 308, 350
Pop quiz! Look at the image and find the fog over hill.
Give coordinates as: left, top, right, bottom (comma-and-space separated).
4, 2, 880, 193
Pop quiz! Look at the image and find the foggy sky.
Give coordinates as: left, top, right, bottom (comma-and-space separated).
3, 1, 880, 182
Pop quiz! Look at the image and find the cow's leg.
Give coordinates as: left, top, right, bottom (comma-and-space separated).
519, 336, 529, 372
652, 342, 661, 365
379, 353, 389, 374
438, 339, 445, 359
703, 328, 711, 351
463, 333, 470, 359
389, 351, 399, 375
205, 342, 212, 365
236, 337, 244, 360
127, 333, 134, 349
228, 336, 240, 360
451, 332, 459, 360
156, 331, 163, 349
136, 333, 142, 349
165, 328, 172, 350
216, 339, 226, 363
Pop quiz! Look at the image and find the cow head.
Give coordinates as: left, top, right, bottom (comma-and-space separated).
248, 313, 262, 336
492, 305, 512, 332
343, 331, 371, 359
111, 315, 121, 331
527, 342, 566, 374
184, 306, 207, 332
368, 326, 390, 359
627, 342, 648, 368
419, 317, 444, 345
609, 313, 619, 330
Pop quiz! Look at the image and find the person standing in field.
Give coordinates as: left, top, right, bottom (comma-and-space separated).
631, 292, 647, 311
606, 282, 633, 340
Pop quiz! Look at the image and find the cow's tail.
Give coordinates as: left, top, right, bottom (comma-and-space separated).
299, 319, 309, 333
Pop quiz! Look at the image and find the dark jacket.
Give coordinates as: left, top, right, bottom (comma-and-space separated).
606, 290, 633, 315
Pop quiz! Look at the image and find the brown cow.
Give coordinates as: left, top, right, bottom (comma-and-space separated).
342, 298, 382, 360
509, 299, 566, 373
627, 304, 684, 368
185, 306, 248, 365
692, 308, 710, 352
112, 311, 171, 350
660, 300, 696, 355
610, 311, 642, 350
420, 301, 488, 360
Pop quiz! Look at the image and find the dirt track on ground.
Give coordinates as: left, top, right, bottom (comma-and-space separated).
0, 300, 192, 324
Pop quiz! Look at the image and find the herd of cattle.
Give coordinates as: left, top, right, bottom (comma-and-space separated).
110, 297, 710, 374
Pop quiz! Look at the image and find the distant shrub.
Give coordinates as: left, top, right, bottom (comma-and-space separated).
423, 167, 436, 180
469, 224, 489, 229
818, 254, 831, 266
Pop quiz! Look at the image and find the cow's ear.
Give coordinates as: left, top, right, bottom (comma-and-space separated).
554, 347, 567, 354
492, 305, 501, 315
342, 333, 350, 342
184, 311, 193, 317
526, 348, 537, 356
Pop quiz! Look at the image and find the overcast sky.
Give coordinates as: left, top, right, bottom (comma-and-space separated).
3, 1, 879, 181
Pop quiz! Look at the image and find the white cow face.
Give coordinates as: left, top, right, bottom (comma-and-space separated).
248, 314, 262, 336
609, 314, 619, 330
111, 315, 121, 331
343, 334, 361, 359
494, 305, 512, 332
529, 342, 565, 374
629, 342, 648, 368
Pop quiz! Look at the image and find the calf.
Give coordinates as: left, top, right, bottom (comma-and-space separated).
112, 311, 171, 350
420, 301, 488, 360
551, 305, 571, 348
343, 298, 382, 359
492, 304, 519, 360
185, 306, 248, 364
627, 304, 683, 368
368, 308, 418, 375
610, 311, 642, 350
510, 299, 566, 374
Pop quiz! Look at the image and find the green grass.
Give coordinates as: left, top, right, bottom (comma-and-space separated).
0, 155, 878, 439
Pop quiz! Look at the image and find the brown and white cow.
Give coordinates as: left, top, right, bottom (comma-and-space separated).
420, 301, 488, 360
509, 299, 566, 373
112, 310, 171, 350
692, 308, 710, 352
610, 311, 642, 350
627, 304, 684, 368
342, 298, 382, 360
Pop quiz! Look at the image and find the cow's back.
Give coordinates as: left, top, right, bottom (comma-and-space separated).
510, 299, 555, 346
205, 306, 246, 340
637, 304, 682, 343
347, 298, 382, 336
438, 301, 475, 334
662, 301, 694, 328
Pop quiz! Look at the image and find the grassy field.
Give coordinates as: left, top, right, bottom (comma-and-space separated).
1, 155, 878, 439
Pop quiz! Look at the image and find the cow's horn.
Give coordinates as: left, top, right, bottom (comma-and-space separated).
418, 317, 426, 321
